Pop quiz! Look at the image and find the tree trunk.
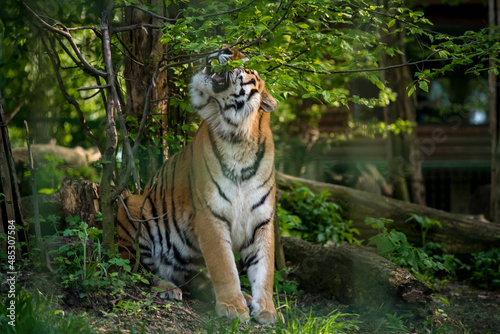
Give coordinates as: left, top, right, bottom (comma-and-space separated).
60, 178, 100, 228
123, 1, 169, 181
277, 173, 500, 254
489, 0, 500, 223
0, 94, 25, 258
380, 4, 426, 206
282, 236, 432, 311
100, 2, 118, 253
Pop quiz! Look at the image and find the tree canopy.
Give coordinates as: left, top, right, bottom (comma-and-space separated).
2, 0, 498, 145
1, 0, 499, 246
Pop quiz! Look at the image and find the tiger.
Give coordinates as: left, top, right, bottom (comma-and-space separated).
116, 48, 278, 325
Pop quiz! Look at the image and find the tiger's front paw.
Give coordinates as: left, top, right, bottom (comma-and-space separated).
215, 295, 250, 323
251, 297, 278, 325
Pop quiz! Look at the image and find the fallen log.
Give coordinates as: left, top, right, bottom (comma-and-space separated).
276, 173, 500, 254
282, 236, 432, 312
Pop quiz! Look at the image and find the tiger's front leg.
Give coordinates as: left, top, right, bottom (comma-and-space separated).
196, 219, 250, 322
241, 218, 277, 325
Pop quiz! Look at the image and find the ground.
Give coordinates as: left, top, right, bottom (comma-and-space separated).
9, 271, 499, 334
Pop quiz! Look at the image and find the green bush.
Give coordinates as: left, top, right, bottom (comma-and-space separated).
278, 182, 360, 245
50, 215, 152, 297
365, 217, 447, 281
468, 248, 500, 289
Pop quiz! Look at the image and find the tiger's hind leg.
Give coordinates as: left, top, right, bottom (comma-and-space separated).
156, 280, 182, 300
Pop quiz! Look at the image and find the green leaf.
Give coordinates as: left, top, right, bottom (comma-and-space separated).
418, 80, 429, 92
407, 85, 416, 97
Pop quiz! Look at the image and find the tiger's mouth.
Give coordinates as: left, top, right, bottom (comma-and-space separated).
204, 50, 233, 92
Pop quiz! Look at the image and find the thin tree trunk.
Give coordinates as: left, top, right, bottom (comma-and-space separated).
380, 3, 426, 205
0, 93, 25, 259
100, 2, 119, 252
123, 1, 169, 180
489, 0, 500, 223
24, 121, 45, 263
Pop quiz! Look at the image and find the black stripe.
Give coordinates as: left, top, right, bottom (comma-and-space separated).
145, 199, 159, 256
244, 252, 259, 268
208, 129, 238, 183
258, 166, 274, 188
231, 88, 246, 97
236, 100, 245, 110
242, 216, 272, 250
141, 250, 152, 258
143, 197, 157, 244
160, 252, 187, 272
251, 184, 274, 211
204, 157, 231, 204
139, 242, 152, 251
257, 112, 264, 139
242, 78, 256, 86
248, 89, 258, 100
241, 139, 266, 181
181, 230, 198, 251
116, 219, 135, 243
162, 196, 171, 251
172, 243, 189, 266
159, 163, 170, 253
212, 97, 238, 127
204, 199, 231, 229
188, 173, 198, 212
170, 154, 187, 246
223, 100, 245, 111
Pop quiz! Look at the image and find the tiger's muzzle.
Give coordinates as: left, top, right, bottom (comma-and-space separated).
203, 49, 235, 93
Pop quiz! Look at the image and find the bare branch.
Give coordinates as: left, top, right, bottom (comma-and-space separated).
117, 195, 168, 223
76, 84, 110, 91
203, 0, 258, 18
112, 23, 163, 34
280, 57, 451, 75
4, 100, 27, 124
41, 35, 101, 150
21, 1, 107, 77
124, 4, 178, 22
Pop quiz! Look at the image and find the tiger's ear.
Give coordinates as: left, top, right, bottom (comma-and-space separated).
261, 90, 277, 113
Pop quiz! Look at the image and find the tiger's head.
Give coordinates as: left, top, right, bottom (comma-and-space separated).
190, 48, 277, 139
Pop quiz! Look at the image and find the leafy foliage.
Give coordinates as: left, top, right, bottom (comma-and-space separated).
468, 248, 500, 289
365, 217, 447, 281
279, 182, 360, 245
49, 215, 154, 297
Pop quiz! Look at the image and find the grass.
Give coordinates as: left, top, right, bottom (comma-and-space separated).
0, 288, 95, 334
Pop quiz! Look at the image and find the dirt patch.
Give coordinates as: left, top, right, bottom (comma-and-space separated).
5, 271, 500, 333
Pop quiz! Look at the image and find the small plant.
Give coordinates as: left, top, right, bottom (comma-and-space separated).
406, 214, 442, 246
365, 217, 446, 281
468, 248, 500, 289
374, 313, 413, 334
274, 267, 301, 296
275, 297, 360, 334
50, 215, 154, 297
279, 182, 360, 245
